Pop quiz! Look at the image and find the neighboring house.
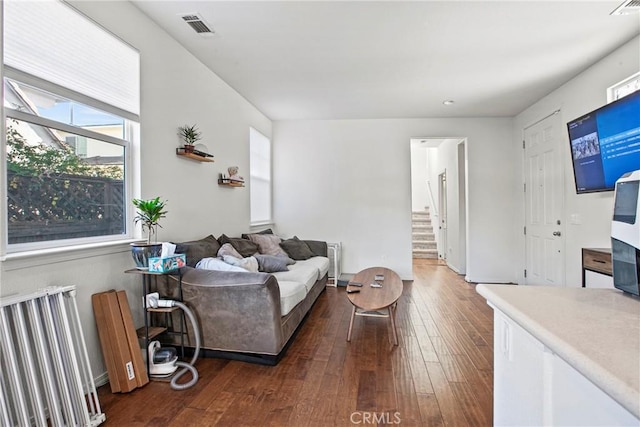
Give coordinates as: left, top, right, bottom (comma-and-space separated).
0, 0, 638, 387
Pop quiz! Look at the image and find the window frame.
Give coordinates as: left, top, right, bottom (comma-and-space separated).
249, 127, 272, 226
2, 71, 136, 256
607, 71, 640, 102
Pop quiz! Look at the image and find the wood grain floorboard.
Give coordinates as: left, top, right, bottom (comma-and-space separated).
97, 259, 494, 426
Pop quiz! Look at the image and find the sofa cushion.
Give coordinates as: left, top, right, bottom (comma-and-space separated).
279, 237, 315, 260
218, 234, 259, 257
248, 233, 289, 257
254, 254, 290, 273
217, 243, 243, 259
195, 257, 248, 272
222, 255, 259, 272
277, 280, 307, 316
289, 256, 330, 281
271, 263, 319, 293
175, 235, 221, 267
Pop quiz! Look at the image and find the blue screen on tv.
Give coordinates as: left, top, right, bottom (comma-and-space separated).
567, 90, 640, 193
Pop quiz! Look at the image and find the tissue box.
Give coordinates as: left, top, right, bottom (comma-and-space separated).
148, 254, 186, 273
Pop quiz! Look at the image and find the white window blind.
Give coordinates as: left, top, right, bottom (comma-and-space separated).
250, 128, 272, 224
4, 0, 140, 119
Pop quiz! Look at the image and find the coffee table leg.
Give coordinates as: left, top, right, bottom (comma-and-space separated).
389, 304, 398, 346
347, 306, 356, 342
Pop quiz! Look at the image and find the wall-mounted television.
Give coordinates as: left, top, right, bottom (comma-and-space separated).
567, 90, 640, 194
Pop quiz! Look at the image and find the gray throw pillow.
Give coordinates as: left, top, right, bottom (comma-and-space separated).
280, 237, 315, 260
217, 234, 259, 257
304, 240, 328, 257
241, 228, 273, 240
254, 254, 290, 273
174, 235, 221, 267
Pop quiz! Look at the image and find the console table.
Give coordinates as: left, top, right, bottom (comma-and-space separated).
581, 247, 612, 287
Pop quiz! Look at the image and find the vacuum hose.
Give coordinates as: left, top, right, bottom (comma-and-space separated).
169, 301, 200, 391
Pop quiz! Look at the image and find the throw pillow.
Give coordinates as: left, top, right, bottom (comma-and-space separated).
254, 254, 290, 273
241, 228, 273, 240
217, 234, 260, 257
248, 233, 289, 257
222, 255, 259, 272
304, 240, 328, 257
195, 257, 248, 272
174, 235, 221, 267
217, 243, 243, 259
280, 236, 315, 260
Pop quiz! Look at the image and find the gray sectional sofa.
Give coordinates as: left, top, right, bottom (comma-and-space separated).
159, 233, 329, 365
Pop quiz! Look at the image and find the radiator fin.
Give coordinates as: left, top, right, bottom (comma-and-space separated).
0, 286, 105, 426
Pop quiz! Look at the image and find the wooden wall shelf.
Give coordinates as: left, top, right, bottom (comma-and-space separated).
218, 179, 245, 187
176, 148, 214, 162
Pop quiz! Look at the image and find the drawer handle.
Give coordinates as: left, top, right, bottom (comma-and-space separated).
593, 260, 606, 264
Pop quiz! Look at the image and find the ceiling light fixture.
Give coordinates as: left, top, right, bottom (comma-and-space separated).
443, 100, 455, 106
611, 0, 640, 15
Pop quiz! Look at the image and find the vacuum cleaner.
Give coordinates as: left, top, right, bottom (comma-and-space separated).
145, 292, 201, 390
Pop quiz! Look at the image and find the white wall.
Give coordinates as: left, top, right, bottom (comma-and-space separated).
272, 118, 514, 282
0, 1, 271, 380
513, 35, 640, 287
410, 145, 429, 212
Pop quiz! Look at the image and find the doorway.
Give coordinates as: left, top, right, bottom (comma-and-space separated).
523, 111, 565, 286
409, 137, 467, 273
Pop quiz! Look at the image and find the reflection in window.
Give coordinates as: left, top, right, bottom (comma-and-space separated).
6, 118, 125, 244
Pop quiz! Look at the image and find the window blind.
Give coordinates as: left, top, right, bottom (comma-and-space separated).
3, 0, 140, 118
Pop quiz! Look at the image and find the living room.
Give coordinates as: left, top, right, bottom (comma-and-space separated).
1, 1, 639, 425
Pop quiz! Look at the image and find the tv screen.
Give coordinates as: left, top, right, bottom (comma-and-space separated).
567, 90, 640, 194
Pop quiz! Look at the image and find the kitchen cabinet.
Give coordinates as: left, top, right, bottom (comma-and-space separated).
478, 285, 640, 427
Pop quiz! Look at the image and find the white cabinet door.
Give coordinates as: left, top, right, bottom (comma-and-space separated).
551, 355, 639, 426
494, 310, 546, 427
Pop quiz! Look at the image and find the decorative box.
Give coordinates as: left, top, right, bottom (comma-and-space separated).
148, 254, 186, 273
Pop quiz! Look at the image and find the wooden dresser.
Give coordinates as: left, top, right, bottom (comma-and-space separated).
581, 248, 612, 287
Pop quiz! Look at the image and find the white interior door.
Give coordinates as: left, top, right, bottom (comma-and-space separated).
438, 171, 447, 260
524, 112, 565, 286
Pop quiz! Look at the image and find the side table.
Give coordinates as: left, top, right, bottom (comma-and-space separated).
125, 268, 185, 377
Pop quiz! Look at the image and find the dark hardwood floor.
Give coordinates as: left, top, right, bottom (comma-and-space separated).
97, 259, 494, 426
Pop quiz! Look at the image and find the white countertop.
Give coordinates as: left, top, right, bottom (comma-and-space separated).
476, 284, 640, 419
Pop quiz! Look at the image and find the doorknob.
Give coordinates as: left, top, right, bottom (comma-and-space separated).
553, 231, 561, 236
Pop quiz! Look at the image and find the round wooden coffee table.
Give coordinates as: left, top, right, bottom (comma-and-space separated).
346, 267, 403, 345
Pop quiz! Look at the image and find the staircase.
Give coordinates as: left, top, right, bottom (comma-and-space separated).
412, 209, 438, 259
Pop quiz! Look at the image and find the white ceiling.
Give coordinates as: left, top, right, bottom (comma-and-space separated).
132, 1, 640, 121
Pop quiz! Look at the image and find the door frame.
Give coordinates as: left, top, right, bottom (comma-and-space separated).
438, 170, 447, 261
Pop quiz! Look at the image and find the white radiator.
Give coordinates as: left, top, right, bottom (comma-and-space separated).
327, 242, 342, 286
0, 286, 106, 426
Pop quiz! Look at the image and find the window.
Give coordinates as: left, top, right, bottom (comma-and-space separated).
3, 0, 139, 253
249, 128, 272, 225
607, 72, 640, 102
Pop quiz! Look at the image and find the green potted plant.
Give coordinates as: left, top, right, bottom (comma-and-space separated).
178, 124, 202, 153
130, 196, 168, 269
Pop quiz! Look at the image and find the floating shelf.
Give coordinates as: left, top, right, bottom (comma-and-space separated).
176, 147, 214, 162
218, 179, 245, 187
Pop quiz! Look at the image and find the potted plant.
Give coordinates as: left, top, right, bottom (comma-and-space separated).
178, 124, 202, 153
130, 197, 168, 269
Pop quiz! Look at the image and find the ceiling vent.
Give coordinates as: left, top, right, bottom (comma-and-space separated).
611, 0, 640, 15
181, 13, 214, 35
